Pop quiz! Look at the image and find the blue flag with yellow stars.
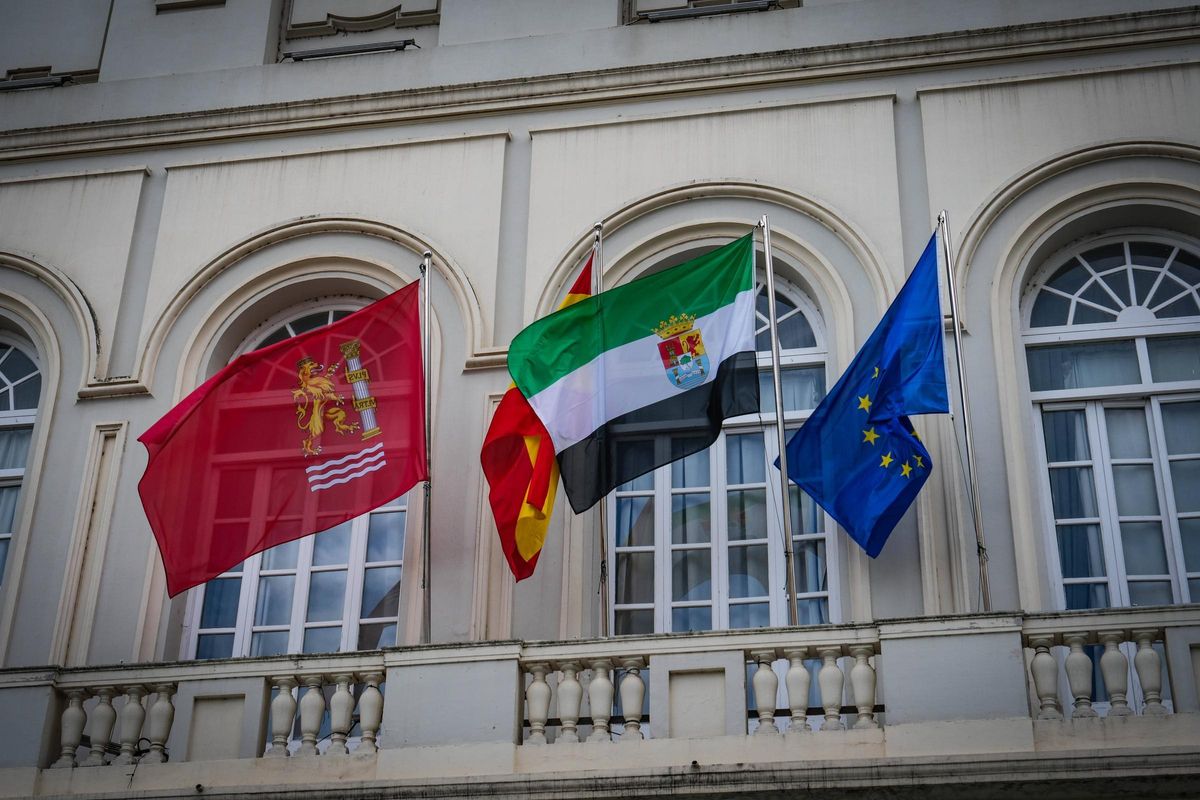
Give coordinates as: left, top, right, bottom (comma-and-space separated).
780, 232, 949, 557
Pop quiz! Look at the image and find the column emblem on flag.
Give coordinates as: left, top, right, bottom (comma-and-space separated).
654, 313, 707, 389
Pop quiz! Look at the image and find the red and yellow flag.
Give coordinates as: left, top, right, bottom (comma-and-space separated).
481, 254, 592, 580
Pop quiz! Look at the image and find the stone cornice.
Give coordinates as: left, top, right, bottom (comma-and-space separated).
0, 6, 1198, 161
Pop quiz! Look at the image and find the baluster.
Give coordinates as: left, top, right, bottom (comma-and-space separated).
297, 675, 326, 755
356, 672, 384, 754
266, 676, 298, 757
1098, 631, 1132, 717
82, 687, 118, 766
817, 647, 844, 731
783, 648, 811, 732
850, 646, 878, 729
52, 689, 88, 768
141, 684, 176, 763
618, 658, 645, 741
1132, 629, 1168, 717
327, 674, 355, 755
1063, 633, 1097, 719
751, 651, 779, 735
556, 662, 583, 744
1027, 636, 1062, 720
112, 685, 147, 765
587, 659, 614, 743
524, 663, 551, 745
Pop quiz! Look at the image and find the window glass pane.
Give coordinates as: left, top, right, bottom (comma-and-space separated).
254, 575, 295, 625
0, 427, 32, 470
614, 609, 653, 636
303, 626, 342, 653
0, 538, 8, 579
1079, 281, 1120, 313
1170, 460, 1200, 513
615, 553, 654, 604
1190, 578, 1200, 603
671, 494, 710, 544
1048, 467, 1098, 518
261, 540, 298, 571
797, 597, 829, 625
313, 523, 351, 566
1158, 295, 1200, 318
1120, 522, 1168, 575
255, 328, 290, 349
1056, 525, 1106, 578
367, 511, 406, 562
671, 549, 711, 601
1098, 268, 1132, 306
357, 622, 396, 650
1148, 336, 1200, 382
775, 311, 817, 350
670, 441, 710, 487
671, 606, 712, 632
758, 366, 826, 413
789, 485, 824, 535
615, 496, 654, 547
196, 633, 234, 660
1081, 244, 1127, 272
1128, 581, 1173, 606
793, 539, 827, 594
1111, 465, 1159, 517
729, 544, 769, 598
729, 603, 770, 629
1041, 410, 1090, 462
306, 570, 346, 621
727, 489, 766, 542
1045, 261, 1090, 294
1130, 242, 1175, 270
0, 486, 18, 531
0, 348, 36, 381
1161, 402, 1200, 455
1181, 518, 1200, 571
12, 375, 40, 410
1131, 267, 1162, 306
1063, 583, 1109, 610
1030, 292, 1070, 327
361, 566, 401, 618
1071, 304, 1116, 325
289, 311, 332, 335
615, 440, 654, 491
200, 577, 241, 628
1104, 408, 1150, 459
1026, 341, 1139, 391
726, 433, 765, 484
250, 630, 289, 657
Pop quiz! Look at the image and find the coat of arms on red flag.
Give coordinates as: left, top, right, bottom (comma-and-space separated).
139, 283, 427, 597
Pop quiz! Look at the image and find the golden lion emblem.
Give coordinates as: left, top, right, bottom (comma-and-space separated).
292, 356, 359, 457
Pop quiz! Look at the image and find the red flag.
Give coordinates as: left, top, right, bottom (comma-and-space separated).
139, 283, 427, 597
481, 255, 592, 580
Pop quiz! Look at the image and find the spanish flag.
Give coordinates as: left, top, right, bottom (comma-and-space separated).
481, 253, 593, 580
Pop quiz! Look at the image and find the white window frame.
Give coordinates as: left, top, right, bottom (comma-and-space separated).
0, 334, 41, 588
182, 301, 411, 659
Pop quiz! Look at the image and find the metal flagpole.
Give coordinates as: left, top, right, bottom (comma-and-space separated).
760, 216, 800, 627
936, 211, 992, 613
592, 222, 610, 638
420, 251, 434, 642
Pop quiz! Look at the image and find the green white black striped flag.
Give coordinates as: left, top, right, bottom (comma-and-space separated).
508, 233, 760, 512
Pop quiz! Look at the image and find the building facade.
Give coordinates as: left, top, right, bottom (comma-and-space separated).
0, 0, 1198, 797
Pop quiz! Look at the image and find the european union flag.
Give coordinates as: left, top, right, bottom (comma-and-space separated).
780, 233, 949, 557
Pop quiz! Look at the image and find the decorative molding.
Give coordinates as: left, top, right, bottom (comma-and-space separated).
1, 8, 1197, 160
286, 1, 439, 39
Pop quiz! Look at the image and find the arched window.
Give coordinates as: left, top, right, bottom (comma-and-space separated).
187, 302, 409, 659
0, 336, 41, 588
1022, 234, 1200, 609
608, 261, 837, 634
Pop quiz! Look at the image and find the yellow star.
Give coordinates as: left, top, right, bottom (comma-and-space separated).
901, 461, 913, 478
914, 455, 925, 468
862, 427, 880, 445
880, 452, 894, 468
857, 394, 872, 412
872, 366, 880, 379
912, 430, 921, 442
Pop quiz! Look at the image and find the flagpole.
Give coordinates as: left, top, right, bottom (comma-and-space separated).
936, 211, 992, 613
592, 222, 610, 638
760, 215, 800, 627
420, 251, 434, 642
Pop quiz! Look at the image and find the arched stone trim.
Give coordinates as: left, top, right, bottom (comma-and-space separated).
0, 290, 62, 665
0, 252, 97, 395
139, 216, 484, 394
972, 146, 1200, 612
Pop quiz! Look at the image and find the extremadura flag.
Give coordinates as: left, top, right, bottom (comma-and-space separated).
508, 233, 759, 513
